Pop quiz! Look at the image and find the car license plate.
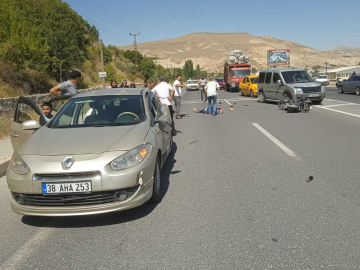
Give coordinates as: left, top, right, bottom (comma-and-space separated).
308, 94, 320, 97
42, 182, 92, 194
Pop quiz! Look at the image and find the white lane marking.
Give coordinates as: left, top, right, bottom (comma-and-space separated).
322, 104, 360, 108
0, 228, 53, 270
224, 99, 232, 106
181, 90, 187, 97
324, 99, 355, 105
252, 123, 297, 158
314, 106, 360, 118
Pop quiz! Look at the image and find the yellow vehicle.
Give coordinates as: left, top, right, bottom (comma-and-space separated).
239, 75, 258, 97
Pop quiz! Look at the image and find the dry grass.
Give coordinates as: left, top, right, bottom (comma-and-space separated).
0, 113, 13, 139
0, 79, 24, 98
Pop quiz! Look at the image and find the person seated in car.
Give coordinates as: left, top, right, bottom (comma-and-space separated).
41, 102, 53, 122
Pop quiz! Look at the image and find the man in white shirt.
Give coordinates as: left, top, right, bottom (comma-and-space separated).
198, 75, 207, 103
173, 75, 185, 119
151, 75, 176, 132
205, 78, 220, 116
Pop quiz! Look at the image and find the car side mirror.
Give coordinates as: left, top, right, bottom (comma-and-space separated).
277, 80, 283, 85
21, 119, 41, 130
155, 120, 172, 133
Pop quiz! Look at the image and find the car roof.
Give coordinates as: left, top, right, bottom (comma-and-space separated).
76, 88, 145, 98
245, 75, 258, 78
260, 68, 305, 73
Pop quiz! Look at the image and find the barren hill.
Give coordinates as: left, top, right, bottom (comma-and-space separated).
120, 33, 360, 72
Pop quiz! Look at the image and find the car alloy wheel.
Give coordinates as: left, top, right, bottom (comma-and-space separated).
150, 157, 161, 202
339, 86, 344, 94
250, 90, 254, 98
258, 91, 266, 103
239, 88, 244, 96
283, 93, 291, 103
356, 87, 360, 96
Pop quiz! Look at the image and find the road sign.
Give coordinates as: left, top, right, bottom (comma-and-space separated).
99, 72, 107, 78
267, 49, 290, 66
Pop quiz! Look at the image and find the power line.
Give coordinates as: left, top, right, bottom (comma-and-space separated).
71, 2, 132, 44
91, 0, 135, 33
75, 9, 130, 45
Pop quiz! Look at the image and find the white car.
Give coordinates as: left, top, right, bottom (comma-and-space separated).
186, 80, 199, 91
316, 75, 330, 86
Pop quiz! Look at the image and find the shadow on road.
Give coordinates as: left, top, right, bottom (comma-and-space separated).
22, 143, 178, 228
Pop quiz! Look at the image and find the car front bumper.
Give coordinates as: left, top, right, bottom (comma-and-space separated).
7, 149, 157, 216
294, 92, 326, 101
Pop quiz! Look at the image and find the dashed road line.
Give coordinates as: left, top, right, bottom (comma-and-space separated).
224, 99, 232, 106
252, 123, 297, 158
322, 104, 360, 108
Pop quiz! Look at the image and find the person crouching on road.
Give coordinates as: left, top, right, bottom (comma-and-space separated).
151, 75, 176, 134
173, 74, 185, 119
204, 77, 220, 116
199, 75, 207, 103
193, 107, 223, 114
49, 70, 81, 97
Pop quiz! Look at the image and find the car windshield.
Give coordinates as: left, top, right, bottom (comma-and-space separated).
187, 80, 197, 84
231, 69, 251, 77
49, 95, 146, 128
250, 77, 258, 84
281, 71, 313, 84
216, 78, 224, 82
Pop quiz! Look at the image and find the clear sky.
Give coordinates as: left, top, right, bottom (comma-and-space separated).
64, 0, 359, 51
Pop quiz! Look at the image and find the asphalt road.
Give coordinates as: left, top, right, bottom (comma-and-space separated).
1, 87, 360, 269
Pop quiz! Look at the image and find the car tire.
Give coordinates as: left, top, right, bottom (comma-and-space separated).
250, 90, 255, 98
239, 88, 244, 96
150, 156, 161, 203
283, 93, 291, 103
339, 86, 344, 94
356, 87, 360, 96
258, 91, 266, 103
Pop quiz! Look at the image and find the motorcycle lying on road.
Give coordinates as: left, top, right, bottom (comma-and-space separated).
278, 95, 311, 113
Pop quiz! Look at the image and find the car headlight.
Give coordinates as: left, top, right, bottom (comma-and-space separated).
255, 87, 258, 90
294, 88, 303, 94
321, 86, 326, 92
9, 153, 29, 175
110, 144, 152, 171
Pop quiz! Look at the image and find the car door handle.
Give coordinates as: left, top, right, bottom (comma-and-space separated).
11, 132, 18, 137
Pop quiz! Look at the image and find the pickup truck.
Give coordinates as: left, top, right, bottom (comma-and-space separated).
315, 75, 330, 86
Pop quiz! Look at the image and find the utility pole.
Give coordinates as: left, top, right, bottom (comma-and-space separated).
130, 32, 140, 73
100, 39, 105, 88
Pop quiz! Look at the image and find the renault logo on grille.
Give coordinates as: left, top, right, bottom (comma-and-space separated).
62, 157, 74, 170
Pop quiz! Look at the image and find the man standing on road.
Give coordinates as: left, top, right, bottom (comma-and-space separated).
205, 77, 220, 116
49, 70, 81, 97
173, 75, 185, 119
151, 75, 176, 134
199, 75, 207, 103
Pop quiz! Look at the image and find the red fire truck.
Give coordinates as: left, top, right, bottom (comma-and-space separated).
224, 63, 251, 92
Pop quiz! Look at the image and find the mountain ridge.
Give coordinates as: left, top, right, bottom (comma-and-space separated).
119, 33, 360, 72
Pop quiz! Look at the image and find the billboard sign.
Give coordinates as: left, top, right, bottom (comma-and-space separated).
267, 49, 290, 66
99, 72, 107, 78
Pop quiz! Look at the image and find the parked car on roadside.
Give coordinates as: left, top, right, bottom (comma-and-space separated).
257, 68, 326, 105
186, 79, 199, 91
315, 75, 330, 86
215, 78, 225, 89
7, 88, 173, 216
338, 75, 360, 95
239, 75, 258, 97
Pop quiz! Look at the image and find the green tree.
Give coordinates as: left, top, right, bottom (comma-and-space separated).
251, 67, 257, 74
123, 50, 144, 64
183, 60, 194, 80
358, 61, 360, 66
139, 58, 155, 79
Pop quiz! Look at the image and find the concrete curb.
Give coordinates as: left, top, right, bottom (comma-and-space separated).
0, 158, 10, 178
